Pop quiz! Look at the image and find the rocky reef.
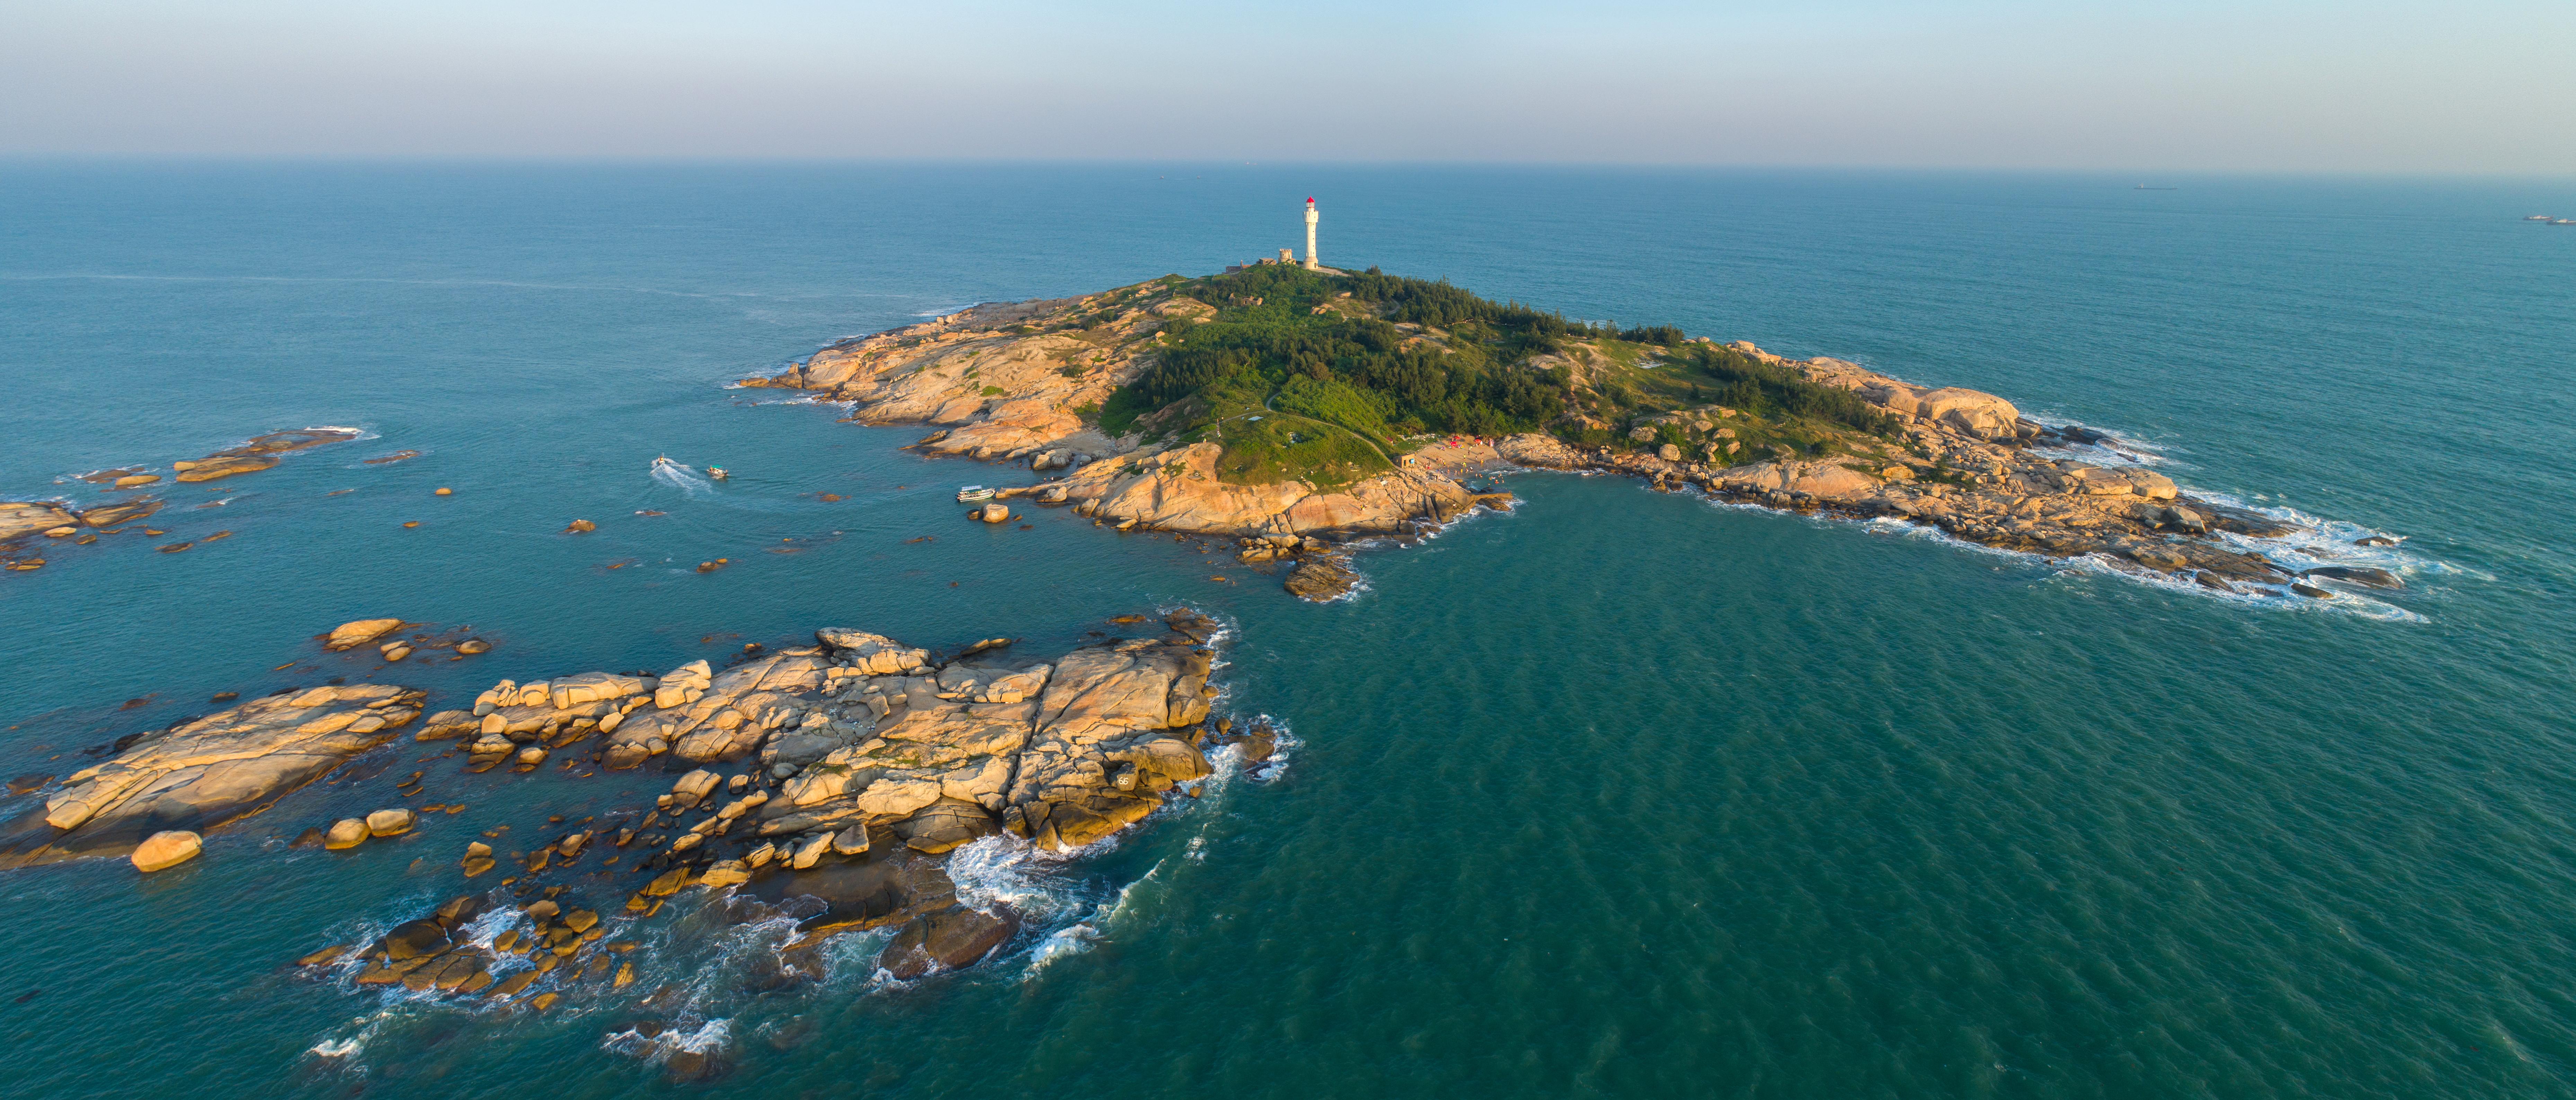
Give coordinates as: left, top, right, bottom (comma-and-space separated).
0, 428, 359, 575
1494, 343, 2390, 597
0, 608, 1270, 1045
355, 608, 1261, 1016
435, 610, 1235, 857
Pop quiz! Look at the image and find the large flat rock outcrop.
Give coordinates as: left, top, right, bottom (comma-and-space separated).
0, 502, 78, 545
1045, 442, 1480, 539
439, 612, 1228, 862
0, 684, 424, 867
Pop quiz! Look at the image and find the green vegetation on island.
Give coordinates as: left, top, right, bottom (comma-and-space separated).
1087, 265, 1905, 489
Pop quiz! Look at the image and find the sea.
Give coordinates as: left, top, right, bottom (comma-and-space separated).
1, 162, 2571, 1098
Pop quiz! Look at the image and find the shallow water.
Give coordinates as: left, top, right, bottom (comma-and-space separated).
1, 163, 2572, 1097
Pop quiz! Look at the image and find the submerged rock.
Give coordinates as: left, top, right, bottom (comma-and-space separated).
2301, 565, 2403, 590
748, 844, 958, 939
1283, 553, 1360, 601
878, 904, 1017, 978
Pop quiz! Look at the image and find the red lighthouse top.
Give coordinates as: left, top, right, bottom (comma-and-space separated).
1306, 196, 1314, 204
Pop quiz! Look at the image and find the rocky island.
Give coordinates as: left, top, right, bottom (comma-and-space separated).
747, 263, 2394, 602
0, 608, 1265, 1027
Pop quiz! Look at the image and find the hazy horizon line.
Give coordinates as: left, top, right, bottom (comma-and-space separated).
3, 154, 2570, 183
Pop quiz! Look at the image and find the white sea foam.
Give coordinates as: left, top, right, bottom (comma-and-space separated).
304, 1010, 389, 1072
2055, 552, 2428, 622
308, 1036, 364, 1059
1213, 713, 1298, 782
663, 1017, 733, 1054
2020, 415, 2169, 466
603, 1017, 734, 1064
1688, 449, 2445, 620
947, 835, 1087, 921
1024, 922, 1101, 975
1102, 860, 1165, 927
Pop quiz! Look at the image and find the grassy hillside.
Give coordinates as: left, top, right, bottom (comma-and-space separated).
1095, 265, 1907, 486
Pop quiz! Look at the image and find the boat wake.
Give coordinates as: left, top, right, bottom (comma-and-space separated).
649, 456, 714, 496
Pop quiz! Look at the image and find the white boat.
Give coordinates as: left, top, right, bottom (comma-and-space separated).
956, 485, 994, 502
2528, 215, 2556, 221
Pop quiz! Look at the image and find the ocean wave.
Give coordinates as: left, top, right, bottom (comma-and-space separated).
947, 835, 1093, 923
603, 1016, 733, 1065
1854, 509, 2435, 620
1023, 921, 1100, 976
1101, 860, 1165, 926
1663, 447, 2443, 620
2022, 415, 2168, 466
2048, 551, 2427, 623
307, 1030, 368, 1059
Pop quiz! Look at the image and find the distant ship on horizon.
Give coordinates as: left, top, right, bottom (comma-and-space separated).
2134, 184, 2178, 190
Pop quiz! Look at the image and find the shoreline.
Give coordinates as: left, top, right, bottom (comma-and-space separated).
749, 278, 2409, 606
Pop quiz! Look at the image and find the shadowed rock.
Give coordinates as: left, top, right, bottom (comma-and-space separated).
878, 904, 1018, 978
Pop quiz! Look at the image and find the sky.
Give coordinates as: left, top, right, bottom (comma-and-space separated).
4, 0, 2571, 173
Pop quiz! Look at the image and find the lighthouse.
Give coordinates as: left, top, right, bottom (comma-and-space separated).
1302, 197, 1320, 270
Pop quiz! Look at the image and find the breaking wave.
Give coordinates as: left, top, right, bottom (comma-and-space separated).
1024, 922, 1100, 975
603, 1016, 734, 1064
1653, 433, 2441, 619
947, 836, 1091, 922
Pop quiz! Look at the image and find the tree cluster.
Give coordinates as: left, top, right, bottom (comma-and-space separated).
1133, 268, 1571, 439
1679, 344, 1903, 437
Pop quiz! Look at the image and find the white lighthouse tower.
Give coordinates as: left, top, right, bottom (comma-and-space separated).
1302, 196, 1320, 270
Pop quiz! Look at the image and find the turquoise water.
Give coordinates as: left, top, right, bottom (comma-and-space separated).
1, 164, 2572, 1097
